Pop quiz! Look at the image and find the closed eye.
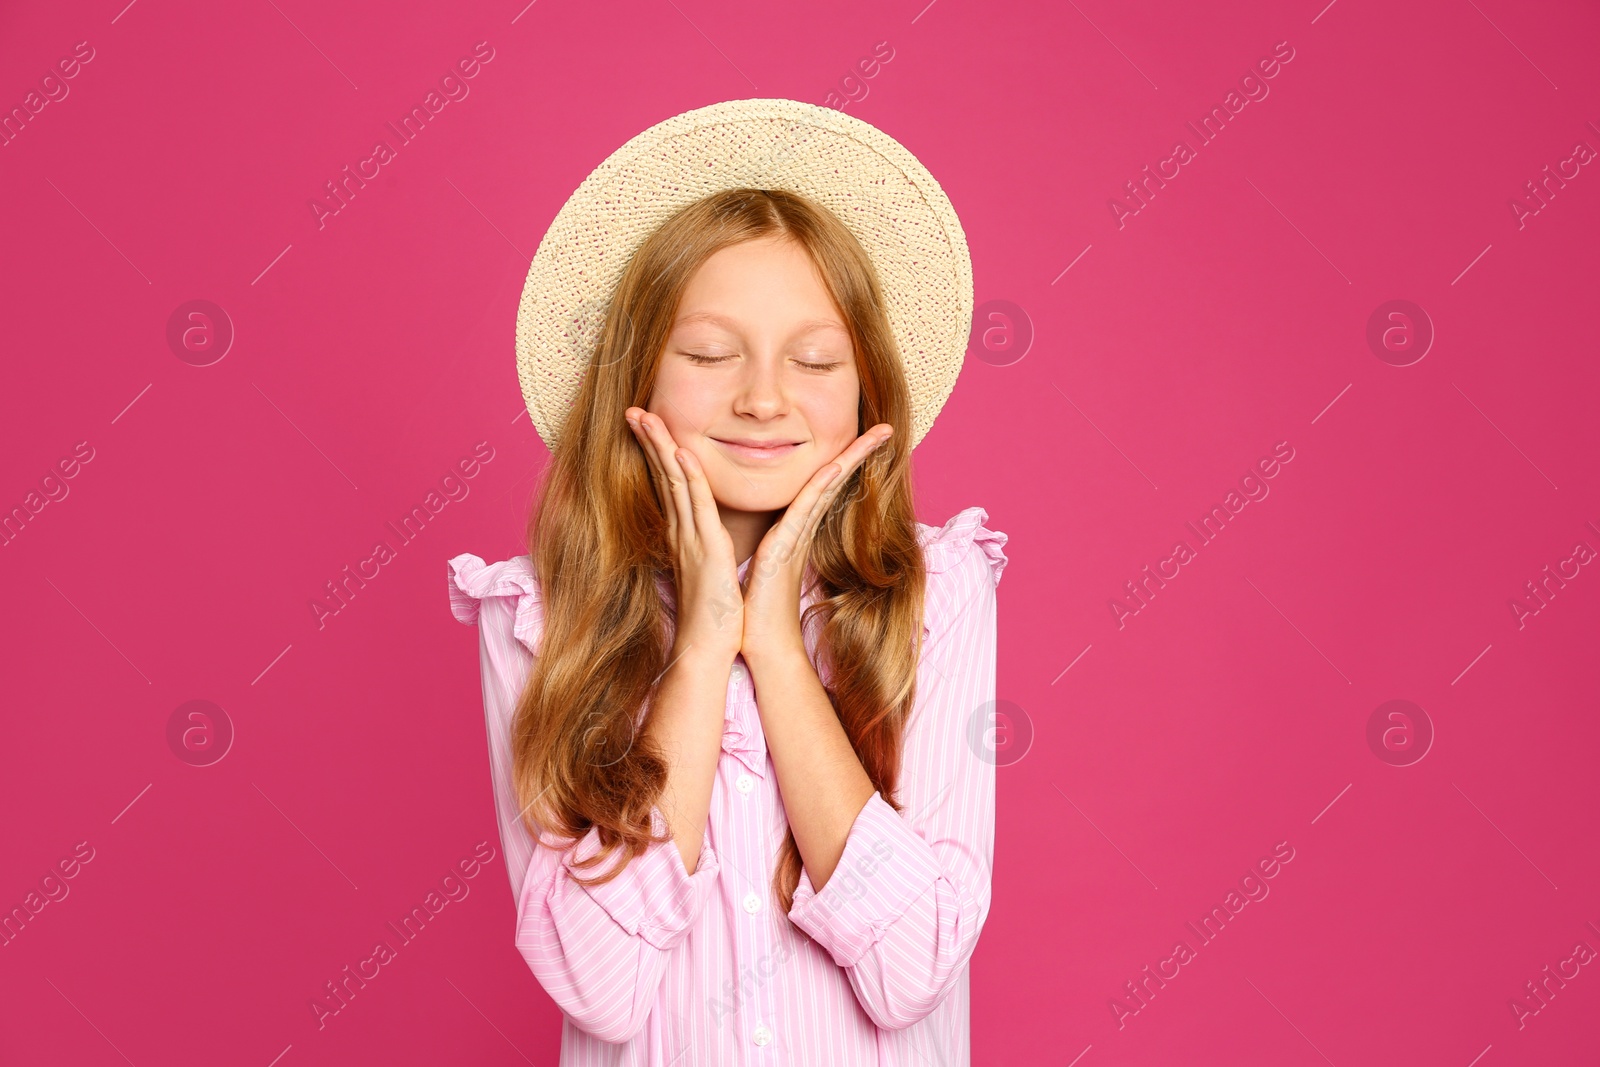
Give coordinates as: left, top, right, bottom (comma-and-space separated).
684, 352, 842, 372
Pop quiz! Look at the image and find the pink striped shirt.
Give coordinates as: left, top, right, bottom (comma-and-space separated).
446, 506, 1007, 1065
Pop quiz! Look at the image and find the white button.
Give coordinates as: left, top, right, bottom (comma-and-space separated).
730, 663, 746, 683
742, 891, 762, 913
735, 774, 755, 795
751, 1023, 772, 1046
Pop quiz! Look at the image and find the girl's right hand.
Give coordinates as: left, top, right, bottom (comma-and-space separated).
625, 407, 743, 664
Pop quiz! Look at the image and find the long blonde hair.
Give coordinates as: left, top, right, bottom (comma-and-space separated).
512, 187, 927, 912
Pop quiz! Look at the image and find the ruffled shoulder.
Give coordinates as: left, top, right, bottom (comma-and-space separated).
446, 552, 545, 654
918, 506, 1008, 587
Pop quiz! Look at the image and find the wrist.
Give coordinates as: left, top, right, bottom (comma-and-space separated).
740, 641, 811, 677
667, 640, 738, 675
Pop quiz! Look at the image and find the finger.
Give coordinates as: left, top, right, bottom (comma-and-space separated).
637, 412, 698, 546
760, 465, 837, 570
786, 424, 894, 555
675, 445, 722, 536
627, 410, 677, 541
783, 469, 841, 562
629, 410, 685, 550
806, 424, 893, 519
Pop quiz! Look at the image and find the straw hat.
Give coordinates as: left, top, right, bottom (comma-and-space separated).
515, 97, 973, 452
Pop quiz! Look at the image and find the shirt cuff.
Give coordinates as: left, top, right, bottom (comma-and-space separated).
786, 792, 944, 967
563, 807, 721, 951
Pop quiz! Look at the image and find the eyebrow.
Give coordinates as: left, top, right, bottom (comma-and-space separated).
673, 310, 848, 335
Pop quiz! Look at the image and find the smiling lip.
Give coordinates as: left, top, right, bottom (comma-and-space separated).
710, 437, 803, 462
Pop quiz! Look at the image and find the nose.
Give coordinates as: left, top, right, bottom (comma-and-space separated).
731, 350, 790, 421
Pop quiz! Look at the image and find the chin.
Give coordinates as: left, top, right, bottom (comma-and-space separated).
715, 488, 803, 513
711, 474, 809, 513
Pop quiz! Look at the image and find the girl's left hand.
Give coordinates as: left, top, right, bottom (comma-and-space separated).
739, 423, 894, 666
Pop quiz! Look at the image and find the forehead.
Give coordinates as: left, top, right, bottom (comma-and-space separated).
671, 237, 849, 332
673, 309, 847, 336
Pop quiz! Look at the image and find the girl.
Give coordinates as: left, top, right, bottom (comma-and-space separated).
449, 100, 1007, 1066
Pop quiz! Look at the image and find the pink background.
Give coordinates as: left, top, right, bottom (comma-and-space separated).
2, 0, 1597, 1063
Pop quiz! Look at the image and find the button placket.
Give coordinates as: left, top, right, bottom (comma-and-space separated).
727, 655, 777, 1051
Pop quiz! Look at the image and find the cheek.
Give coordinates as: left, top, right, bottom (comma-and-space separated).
647, 375, 712, 442
807, 391, 860, 449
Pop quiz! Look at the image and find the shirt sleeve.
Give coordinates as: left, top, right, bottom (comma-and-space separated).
448, 552, 722, 1044
784, 509, 1007, 1031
